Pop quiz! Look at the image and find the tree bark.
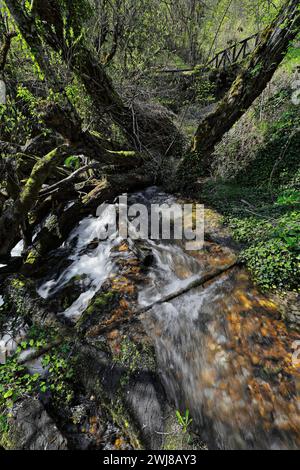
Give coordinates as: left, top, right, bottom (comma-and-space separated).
0, 145, 69, 257
1, 2, 107, 159
28, 171, 153, 265
0, 31, 17, 72
192, 0, 300, 174
42, 103, 142, 169
5, 0, 182, 156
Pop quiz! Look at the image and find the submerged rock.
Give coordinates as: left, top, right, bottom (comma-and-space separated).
142, 267, 300, 449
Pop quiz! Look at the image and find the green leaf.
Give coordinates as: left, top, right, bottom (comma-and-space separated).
64, 156, 80, 170
4, 390, 13, 399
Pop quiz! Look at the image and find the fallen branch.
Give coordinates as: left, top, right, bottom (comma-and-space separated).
0, 145, 70, 257
17, 339, 63, 365
95, 260, 238, 334
25, 171, 154, 265
138, 261, 237, 314
39, 162, 100, 196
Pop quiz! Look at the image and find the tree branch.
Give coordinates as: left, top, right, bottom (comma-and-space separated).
0, 31, 17, 72
191, 0, 300, 174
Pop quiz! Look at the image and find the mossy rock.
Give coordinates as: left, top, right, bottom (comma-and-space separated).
0, 399, 67, 450
76, 290, 119, 333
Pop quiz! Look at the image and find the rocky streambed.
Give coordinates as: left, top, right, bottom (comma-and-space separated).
0, 187, 299, 450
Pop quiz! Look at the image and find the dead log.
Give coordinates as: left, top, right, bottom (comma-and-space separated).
0, 145, 70, 257
38, 163, 99, 197
23, 171, 153, 271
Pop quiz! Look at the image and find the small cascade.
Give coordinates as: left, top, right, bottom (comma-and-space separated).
37, 206, 122, 321
36, 186, 300, 449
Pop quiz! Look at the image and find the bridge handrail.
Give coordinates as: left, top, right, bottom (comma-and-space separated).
206, 32, 261, 68
156, 32, 261, 74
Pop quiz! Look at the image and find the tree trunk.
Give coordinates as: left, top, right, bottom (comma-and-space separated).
0, 145, 69, 257
0, 31, 16, 72
42, 103, 142, 170
192, 0, 300, 174
2, 1, 104, 156
27, 172, 153, 267
5, 0, 182, 157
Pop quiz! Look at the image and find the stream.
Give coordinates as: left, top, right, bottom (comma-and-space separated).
35, 186, 300, 450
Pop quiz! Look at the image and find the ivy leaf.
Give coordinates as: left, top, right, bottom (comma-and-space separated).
4, 389, 13, 399
64, 156, 80, 170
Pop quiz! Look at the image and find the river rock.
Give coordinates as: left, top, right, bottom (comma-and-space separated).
143, 267, 300, 449
2, 398, 67, 450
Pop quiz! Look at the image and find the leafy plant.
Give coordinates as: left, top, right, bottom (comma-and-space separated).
241, 238, 300, 291
64, 156, 81, 170
176, 409, 193, 434
276, 190, 300, 207
0, 359, 41, 408
41, 348, 75, 404
0, 339, 75, 410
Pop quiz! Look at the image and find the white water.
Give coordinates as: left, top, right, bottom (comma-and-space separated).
37, 188, 202, 321
138, 239, 201, 306
11, 240, 24, 257
37, 205, 123, 320
33, 187, 299, 449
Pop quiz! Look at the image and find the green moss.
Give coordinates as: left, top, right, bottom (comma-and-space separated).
108, 398, 143, 450
81, 292, 114, 319
113, 337, 156, 379
76, 291, 117, 332
108, 150, 137, 157
85, 292, 115, 315
19, 147, 66, 214
11, 278, 26, 289
228, 75, 243, 100
0, 422, 17, 450
24, 249, 39, 266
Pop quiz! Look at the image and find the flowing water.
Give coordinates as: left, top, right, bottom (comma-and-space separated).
37, 187, 300, 450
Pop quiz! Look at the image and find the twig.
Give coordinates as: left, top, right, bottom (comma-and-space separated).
136, 260, 237, 315
39, 162, 101, 197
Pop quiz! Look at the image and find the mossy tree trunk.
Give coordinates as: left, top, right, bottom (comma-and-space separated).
5, 0, 182, 156
42, 103, 142, 169
0, 31, 16, 72
191, 0, 300, 175
0, 145, 69, 257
